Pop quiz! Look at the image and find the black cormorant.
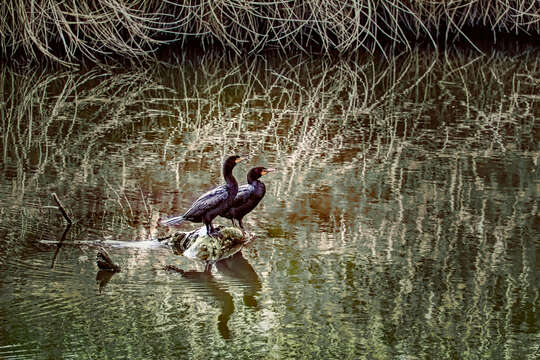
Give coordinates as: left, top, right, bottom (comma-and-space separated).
221, 167, 275, 231
161, 155, 245, 235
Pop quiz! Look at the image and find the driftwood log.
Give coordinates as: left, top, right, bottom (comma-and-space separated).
46, 193, 251, 273
165, 226, 253, 271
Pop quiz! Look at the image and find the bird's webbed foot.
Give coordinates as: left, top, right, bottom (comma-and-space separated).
206, 225, 222, 239
238, 220, 248, 236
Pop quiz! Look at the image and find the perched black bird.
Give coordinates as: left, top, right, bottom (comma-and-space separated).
161, 155, 245, 235
221, 167, 275, 231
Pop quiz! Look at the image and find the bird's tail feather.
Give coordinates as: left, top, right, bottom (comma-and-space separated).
161, 216, 185, 226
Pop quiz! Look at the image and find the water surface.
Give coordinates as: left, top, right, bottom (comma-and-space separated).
0, 45, 539, 359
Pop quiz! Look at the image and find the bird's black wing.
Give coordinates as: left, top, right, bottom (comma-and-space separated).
231, 184, 254, 207
183, 184, 229, 219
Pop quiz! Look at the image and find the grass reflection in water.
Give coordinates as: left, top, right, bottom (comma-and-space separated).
0, 46, 538, 359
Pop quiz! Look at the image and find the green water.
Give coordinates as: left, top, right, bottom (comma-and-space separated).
0, 45, 539, 359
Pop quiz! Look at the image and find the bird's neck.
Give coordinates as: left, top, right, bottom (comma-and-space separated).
223, 165, 238, 189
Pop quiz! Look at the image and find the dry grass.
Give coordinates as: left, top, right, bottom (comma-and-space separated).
1, 0, 539, 65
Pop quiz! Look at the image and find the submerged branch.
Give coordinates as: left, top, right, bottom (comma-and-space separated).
52, 193, 72, 225
50, 222, 71, 269
50, 193, 73, 268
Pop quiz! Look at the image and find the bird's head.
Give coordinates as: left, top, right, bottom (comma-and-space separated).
248, 167, 276, 181
224, 155, 246, 169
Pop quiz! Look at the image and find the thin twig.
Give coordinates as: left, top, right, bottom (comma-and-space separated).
50, 192, 73, 268
156, 234, 173, 242
51, 222, 71, 269
52, 192, 72, 224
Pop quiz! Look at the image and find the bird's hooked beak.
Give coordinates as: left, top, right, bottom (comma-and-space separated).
261, 168, 277, 176
235, 155, 248, 163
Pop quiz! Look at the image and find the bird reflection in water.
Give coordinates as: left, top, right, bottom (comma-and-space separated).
166, 251, 261, 339
216, 252, 262, 308
169, 269, 234, 339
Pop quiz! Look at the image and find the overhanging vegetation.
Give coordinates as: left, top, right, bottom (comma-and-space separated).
1, 0, 539, 65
